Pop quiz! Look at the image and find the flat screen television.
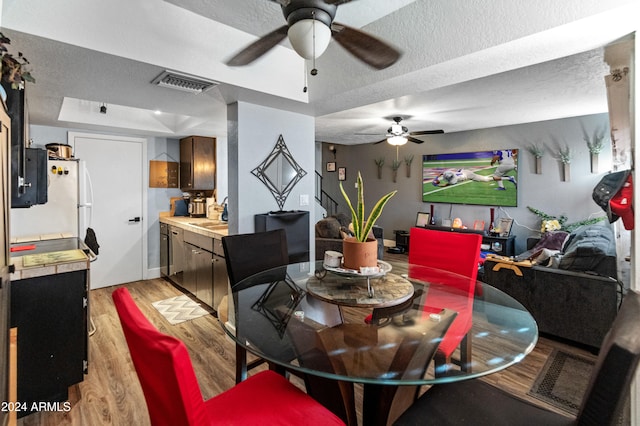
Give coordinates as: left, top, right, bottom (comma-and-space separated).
422, 149, 518, 207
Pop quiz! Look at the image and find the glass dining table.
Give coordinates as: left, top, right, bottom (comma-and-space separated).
222, 259, 538, 426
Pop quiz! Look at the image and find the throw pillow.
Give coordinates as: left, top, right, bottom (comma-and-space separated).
518, 231, 569, 261
332, 212, 351, 228
315, 217, 342, 239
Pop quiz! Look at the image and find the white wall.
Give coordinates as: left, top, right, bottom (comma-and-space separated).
227, 101, 316, 257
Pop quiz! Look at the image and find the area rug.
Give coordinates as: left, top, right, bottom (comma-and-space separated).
527, 349, 595, 415
152, 295, 210, 325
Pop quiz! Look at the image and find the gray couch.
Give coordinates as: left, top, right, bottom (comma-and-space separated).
482, 224, 623, 349
315, 214, 384, 261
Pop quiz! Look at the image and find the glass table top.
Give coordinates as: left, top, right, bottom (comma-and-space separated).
224, 260, 538, 386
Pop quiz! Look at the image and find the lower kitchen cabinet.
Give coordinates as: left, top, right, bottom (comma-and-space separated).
184, 241, 213, 307
160, 223, 228, 313
10, 270, 88, 417
212, 238, 228, 310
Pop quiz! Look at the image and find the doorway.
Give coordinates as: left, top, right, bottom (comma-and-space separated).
68, 132, 147, 289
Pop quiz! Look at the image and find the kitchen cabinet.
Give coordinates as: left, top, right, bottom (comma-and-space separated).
10, 269, 88, 417
183, 230, 227, 311
184, 231, 214, 307
212, 238, 228, 310
180, 136, 216, 191
160, 220, 228, 312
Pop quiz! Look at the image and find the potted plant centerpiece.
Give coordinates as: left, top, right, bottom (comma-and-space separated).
339, 171, 396, 270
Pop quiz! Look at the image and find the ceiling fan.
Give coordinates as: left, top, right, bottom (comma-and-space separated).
226, 0, 402, 70
369, 117, 444, 145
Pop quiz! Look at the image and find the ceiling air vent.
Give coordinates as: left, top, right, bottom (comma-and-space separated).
151, 70, 219, 94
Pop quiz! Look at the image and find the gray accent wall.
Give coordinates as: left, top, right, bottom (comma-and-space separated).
321, 113, 612, 254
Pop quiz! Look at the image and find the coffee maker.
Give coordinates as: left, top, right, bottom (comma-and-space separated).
187, 193, 206, 217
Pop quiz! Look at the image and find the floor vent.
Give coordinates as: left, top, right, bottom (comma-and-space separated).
151, 70, 219, 94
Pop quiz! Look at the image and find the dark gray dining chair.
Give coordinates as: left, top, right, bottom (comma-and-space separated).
393, 289, 640, 426
222, 229, 289, 383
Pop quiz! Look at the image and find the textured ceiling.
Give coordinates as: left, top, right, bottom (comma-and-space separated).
0, 0, 637, 144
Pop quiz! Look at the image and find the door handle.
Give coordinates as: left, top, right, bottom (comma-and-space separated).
128, 217, 141, 223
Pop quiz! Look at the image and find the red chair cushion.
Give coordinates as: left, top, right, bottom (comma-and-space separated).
207, 370, 344, 425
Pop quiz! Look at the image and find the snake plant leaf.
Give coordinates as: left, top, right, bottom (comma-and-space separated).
340, 171, 396, 242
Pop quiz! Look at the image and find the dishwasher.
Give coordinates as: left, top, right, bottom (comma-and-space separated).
169, 225, 185, 287
160, 222, 170, 277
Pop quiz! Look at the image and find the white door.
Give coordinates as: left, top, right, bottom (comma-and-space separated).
70, 133, 146, 289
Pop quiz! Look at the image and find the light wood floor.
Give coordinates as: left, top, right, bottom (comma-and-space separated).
17, 264, 601, 426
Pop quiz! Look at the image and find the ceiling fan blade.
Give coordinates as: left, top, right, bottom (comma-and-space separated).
325, 0, 357, 5
226, 26, 289, 66
331, 22, 401, 70
408, 136, 424, 144
410, 130, 445, 136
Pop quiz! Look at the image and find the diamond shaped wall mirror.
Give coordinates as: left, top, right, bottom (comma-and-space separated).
251, 135, 307, 210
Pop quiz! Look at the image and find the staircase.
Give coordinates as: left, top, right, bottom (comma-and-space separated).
315, 171, 338, 217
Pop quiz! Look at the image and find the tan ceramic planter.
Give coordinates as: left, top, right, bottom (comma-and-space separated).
342, 237, 378, 270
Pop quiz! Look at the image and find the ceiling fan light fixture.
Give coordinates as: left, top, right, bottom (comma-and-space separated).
390, 123, 403, 134
387, 135, 408, 146
288, 19, 331, 60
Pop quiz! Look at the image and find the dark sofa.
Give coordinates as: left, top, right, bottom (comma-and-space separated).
482, 224, 623, 349
315, 214, 384, 261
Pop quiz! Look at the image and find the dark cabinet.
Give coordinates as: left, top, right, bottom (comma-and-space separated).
10, 270, 88, 417
3, 82, 47, 208
482, 235, 515, 256
212, 238, 228, 311
12, 148, 48, 208
180, 136, 215, 191
255, 211, 310, 263
184, 231, 215, 308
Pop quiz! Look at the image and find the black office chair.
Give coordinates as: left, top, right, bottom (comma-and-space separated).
222, 229, 289, 383
393, 290, 640, 426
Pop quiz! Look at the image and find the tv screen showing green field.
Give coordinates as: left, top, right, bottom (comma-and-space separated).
422, 149, 518, 207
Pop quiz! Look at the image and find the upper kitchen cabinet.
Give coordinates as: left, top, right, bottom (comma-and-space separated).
180, 136, 215, 191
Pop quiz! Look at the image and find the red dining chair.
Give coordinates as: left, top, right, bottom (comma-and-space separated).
112, 287, 345, 426
407, 227, 482, 375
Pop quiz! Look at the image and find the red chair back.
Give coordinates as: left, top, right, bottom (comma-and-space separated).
408, 227, 482, 284
112, 288, 209, 426
408, 228, 482, 358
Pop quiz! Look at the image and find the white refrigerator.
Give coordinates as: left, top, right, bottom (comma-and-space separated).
10, 159, 88, 241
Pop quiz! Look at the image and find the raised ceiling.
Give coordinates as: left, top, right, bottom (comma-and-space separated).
0, 0, 637, 144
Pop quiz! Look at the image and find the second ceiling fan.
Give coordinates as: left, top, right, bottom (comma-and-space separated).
370, 117, 444, 145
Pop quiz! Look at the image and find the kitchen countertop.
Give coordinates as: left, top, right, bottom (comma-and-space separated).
160, 215, 229, 239
10, 237, 92, 281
